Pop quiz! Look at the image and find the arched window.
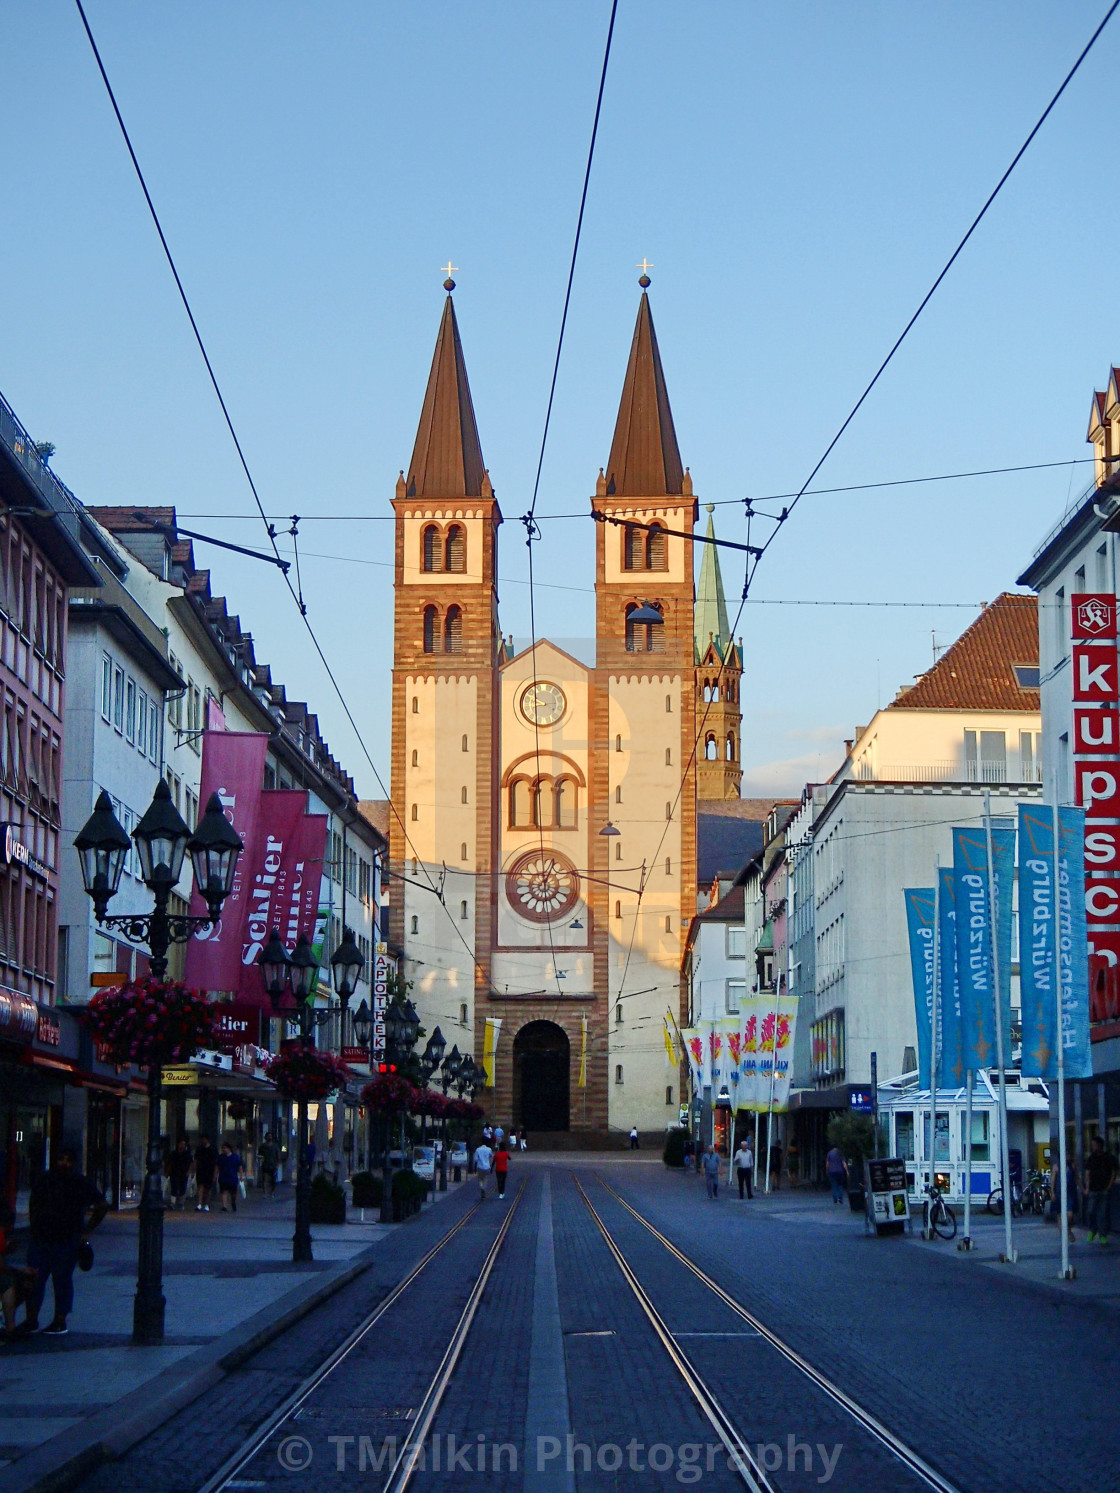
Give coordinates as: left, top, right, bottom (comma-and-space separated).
665, 802, 672, 820
665, 747, 672, 766
410, 914, 418, 934
555, 778, 577, 828
445, 524, 466, 572
461, 785, 468, 804
509, 778, 530, 827
411, 749, 418, 767
412, 696, 418, 714
623, 525, 642, 570
625, 601, 663, 653
615, 784, 622, 804
460, 900, 468, 920
665, 857, 671, 875
444, 605, 463, 654
411, 803, 418, 821
422, 524, 440, 572
646, 523, 667, 570
665, 915, 672, 933
462, 734, 469, 752
614, 900, 621, 919
460, 842, 468, 861
665, 694, 672, 712
615, 733, 622, 752
532, 776, 553, 827
615, 839, 622, 861
726, 734, 735, 761
423, 605, 439, 654
705, 735, 717, 761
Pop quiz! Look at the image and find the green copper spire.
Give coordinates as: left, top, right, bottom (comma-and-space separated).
695, 504, 731, 661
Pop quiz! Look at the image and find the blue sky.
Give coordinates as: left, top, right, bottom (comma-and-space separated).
2, 2, 1116, 797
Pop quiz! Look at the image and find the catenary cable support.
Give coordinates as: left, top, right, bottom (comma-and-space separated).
73, 0, 491, 992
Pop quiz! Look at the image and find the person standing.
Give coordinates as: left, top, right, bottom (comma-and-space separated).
768, 1141, 782, 1192
258, 1132, 279, 1199
629, 1125, 640, 1150
494, 1125, 505, 1148
735, 1138, 754, 1199
473, 1137, 494, 1201
702, 1146, 721, 1199
217, 1143, 244, 1213
825, 1144, 849, 1205
494, 1140, 511, 1198
25, 1148, 107, 1337
168, 1139, 192, 1211
194, 1136, 217, 1212
481, 1124, 494, 1148
1084, 1135, 1117, 1243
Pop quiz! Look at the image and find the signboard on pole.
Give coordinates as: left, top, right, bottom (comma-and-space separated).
866, 1157, 911, 1232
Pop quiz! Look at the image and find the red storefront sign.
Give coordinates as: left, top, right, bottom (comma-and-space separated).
1072, 593, 1120, 1040
213, 1002, 262, 1053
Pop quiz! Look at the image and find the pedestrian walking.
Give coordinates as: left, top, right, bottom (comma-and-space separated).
508, 1130, 518, 1152
768, 1142, 782, 1192
24, 1148, 107, 1337
825, 1144, 849, 1205
482, 1124, 494, 1147
702, 1147, 721, 1199
494, 1125, 505, 1148
1084, 1135, 1117, 1243
258, 1132, 279, 1199
735, 1138, 754, 1199
494, 1140, 511, 1198
519, 1132, 527, 1152
474, 1138, 494, 1200
193, 1136, 217, 1211
629, 1125, 640, 1150
168, 1138, 192, 1210
217, 1142, 244, 1212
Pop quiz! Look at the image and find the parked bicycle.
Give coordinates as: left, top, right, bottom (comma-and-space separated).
924, 1181, 957, 1240
985, 1182, 1023, 1218
1019, 1170, 1052, 1216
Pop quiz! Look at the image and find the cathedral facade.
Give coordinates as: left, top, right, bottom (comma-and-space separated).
387, 282, 741, 1137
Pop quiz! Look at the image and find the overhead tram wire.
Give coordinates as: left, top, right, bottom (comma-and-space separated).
611, 4, 1120, 1008
517, 0, 617, 996
73, 1, 491, 993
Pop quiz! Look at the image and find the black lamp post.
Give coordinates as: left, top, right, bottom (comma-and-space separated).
261, 927, 363, 1263
74, 783, 243, 1345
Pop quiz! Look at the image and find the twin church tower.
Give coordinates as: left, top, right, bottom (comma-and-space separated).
388, 278, 742, 1137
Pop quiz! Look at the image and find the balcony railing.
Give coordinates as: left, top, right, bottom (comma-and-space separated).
854, 761, 1042, 784
0, 389, 84, 524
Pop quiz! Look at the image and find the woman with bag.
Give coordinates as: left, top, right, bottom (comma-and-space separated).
217, 1142, 244, 1213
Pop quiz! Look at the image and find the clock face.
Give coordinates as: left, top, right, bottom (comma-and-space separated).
520, 681, 566, 727
505, 849, 581, 924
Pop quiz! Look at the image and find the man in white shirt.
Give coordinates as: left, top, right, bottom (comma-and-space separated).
473, 1140, 494, 1201
735, 1138, 754, 1200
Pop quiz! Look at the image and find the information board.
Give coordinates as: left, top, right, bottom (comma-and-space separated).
866, 1157, 911, 1231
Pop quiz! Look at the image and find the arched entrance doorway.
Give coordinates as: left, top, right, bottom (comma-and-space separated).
513, 1021, 570, 1133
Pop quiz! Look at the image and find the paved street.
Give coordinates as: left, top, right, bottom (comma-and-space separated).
5, 1155, 1112, 1493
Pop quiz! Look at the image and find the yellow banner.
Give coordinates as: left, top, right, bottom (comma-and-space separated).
482, 1017, 502, 1087
663, 1018, 678, 1066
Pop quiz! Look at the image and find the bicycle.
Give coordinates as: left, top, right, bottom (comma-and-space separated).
923, 1182, 957, 1240
985, 1183, 1023, 1218
1019, 1170, 1052, 1216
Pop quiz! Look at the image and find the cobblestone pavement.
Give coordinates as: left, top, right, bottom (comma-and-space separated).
62, 1158, 1117, 1493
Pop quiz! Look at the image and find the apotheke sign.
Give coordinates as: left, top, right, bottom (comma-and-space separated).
1, 824, 50, 879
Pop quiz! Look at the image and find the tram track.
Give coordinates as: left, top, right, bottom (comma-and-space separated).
584, 1171, 964, 1493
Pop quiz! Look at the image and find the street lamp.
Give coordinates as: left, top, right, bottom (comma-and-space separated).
330, 926, 363, 1003
73, 779, 243, 1345
351, 998, 372, 1049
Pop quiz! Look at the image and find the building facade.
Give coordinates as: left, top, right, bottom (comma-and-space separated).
387, 283, 741, 1136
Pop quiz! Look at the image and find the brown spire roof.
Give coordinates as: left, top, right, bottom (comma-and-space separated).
605, 292, 684, 497
889, 592, 1039, 711
406, 294, 486, 498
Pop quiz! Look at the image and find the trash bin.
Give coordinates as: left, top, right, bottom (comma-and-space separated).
848, 1185, 866, 1213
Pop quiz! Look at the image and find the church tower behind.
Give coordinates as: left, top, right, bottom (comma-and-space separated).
591, 282, 698, 1131
389, 286, 501, 1050
695, 504, 743, 800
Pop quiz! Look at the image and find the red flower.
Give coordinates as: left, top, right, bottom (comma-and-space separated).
265, 1045, 352, 1100
84, 978, 220, 1069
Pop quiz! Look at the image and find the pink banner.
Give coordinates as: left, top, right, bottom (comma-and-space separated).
184, 733, 269, 992
237, 795, 327, 1006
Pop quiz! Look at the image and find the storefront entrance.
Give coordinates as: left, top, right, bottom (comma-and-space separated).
513, 1021, 570, 1133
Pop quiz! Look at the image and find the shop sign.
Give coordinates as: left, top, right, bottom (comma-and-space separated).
0, 988, 37, 1041
342, 1046, 370, 1066
1071, 593, 1120, 1038
848, 1088, 874, 1113
0, 824, 51, 879
36, 1010, 61, 1047
213, 1002, 262, 1053
373, 942, 390, 1056
866, 1157, 911, 1229
162, 1068, 198, 1086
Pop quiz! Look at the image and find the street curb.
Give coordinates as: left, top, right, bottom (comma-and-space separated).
0, 1245, 379, 1493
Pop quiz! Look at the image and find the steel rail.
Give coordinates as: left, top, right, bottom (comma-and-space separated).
595, 1174, 963, 1493
198, 1195, 484, 1493
571, 1175, 776, 1493
379, 1180, 527, 1493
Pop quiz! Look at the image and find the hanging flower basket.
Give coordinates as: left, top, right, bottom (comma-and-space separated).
85, 978, 220, 1069
226, 1098, 250, 1121
361, 1074, 421, 1114
413, 1089, 448, 1120
266, 1044, 352, 1101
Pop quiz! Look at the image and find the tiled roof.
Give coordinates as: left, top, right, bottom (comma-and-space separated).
359, 799, 391, 840
889, 592, 1039, 712
86, 505, 176, 530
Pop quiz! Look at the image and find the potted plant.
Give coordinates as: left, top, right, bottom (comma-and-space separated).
309, 1172, 346, 1223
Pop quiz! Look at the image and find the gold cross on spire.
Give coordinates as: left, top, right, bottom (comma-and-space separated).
636, 258, 653, 275
442, 261, 458, 279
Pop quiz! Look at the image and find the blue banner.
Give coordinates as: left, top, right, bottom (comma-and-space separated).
953, 825, 1015, 1070
938, 867, 964, 1088
1019, 804, 1092, 1080
904, 887, 937, 1087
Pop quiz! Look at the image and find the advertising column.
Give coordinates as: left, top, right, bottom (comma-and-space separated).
1070, 593, 1120, 1039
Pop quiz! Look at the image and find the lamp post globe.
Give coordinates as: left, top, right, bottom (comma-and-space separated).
401, 998, 421, 1052
259, 928, 293, 1008
384, 998, 406, 1058
428, 1025, 447, 1071
289, 931, 318, 1005
187, 792, 244, 921
132, 778, 191, 891
351, 998, 372, 1049
330, 924, 364, 1004
74, 790, 131, 920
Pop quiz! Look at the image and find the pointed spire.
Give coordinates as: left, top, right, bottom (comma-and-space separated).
695, 504, 731, 661
406, 293, 486, 499
604, 289, 684, 497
